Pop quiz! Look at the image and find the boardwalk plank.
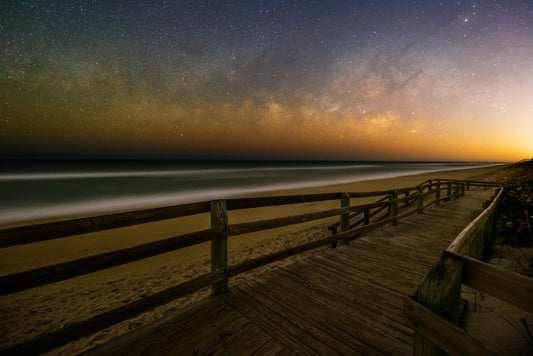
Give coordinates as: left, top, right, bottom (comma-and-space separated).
251, 339, 292, 356
281, 261, 406, 320
310, 254, 415, 295
271, 267, 412, 336
324, 248, 427, 281
204, 320, 273, 356
221, 288, 323, 355
338, 240, 438, 268
243, 277, 364, 356
264, 268, 413, 349
252, 275, 400, 356
293, 256, 407, 312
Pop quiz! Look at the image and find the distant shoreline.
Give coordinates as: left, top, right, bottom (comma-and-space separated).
0, 162, 506, 227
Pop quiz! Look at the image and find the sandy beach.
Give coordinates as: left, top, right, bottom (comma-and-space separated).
0, 164, 506, 354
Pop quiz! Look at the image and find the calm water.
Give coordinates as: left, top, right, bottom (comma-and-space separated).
0, 160, 496, 224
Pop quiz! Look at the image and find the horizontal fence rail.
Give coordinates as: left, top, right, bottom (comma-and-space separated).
0, 202, 211, 248
447, 188, 504, 254
450, 251, 533, 314
404, 298, 496, 356
0, 178, 497, 354
0, 227, 225, 296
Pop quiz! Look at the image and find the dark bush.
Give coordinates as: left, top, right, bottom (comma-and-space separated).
498, 160, 533, 246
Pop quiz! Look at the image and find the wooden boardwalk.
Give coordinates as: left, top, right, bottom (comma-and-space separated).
85, 188, 494, 356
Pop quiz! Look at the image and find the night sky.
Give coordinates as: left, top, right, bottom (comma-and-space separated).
1, 1, 532, 161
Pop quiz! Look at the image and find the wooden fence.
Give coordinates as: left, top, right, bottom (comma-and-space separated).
0, 179, 500, 354
404, 186, 533, 355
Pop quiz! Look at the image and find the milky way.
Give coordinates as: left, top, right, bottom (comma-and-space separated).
1, 1, 532, 160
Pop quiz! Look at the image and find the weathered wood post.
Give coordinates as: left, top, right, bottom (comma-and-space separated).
364, 208, 370, 225
466, 182, 470, 191
460, 183, 465, 196
446, 182, 452, 200
391, 190, 398, 225
435, 180, 441, 206
417, 185, 424, 213
469, 227, 484, 260
330, 226, 338, 248
483, 191, 499, 259
210, 200, 228, 295
340, 193, 350, 244
404, 191, 410, 207
410, 252, 464, 356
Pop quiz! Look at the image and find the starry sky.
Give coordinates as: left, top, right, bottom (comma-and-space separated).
1, 1, 532, 161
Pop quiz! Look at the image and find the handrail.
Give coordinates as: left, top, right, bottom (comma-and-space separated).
404, 298, 498, 355
436, 178, 503, 186
329, 195, 390, 231
447, 251, 533, 314
0, 182, 443, 248
0, 227, 224, 296
228, 206, 351, 236
226, 192, 340, 210
403, 183, 533, 355
0, 184, 434, 297
328, 183, 438, 232
0, 201, 211, 248
0, 178, 495, 354
447, 188, 504, 254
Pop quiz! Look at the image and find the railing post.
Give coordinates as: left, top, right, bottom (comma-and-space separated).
452, 182, 456, 198
364, 208, 370, 225
484, 199, 495, 258
460, 183, 465, 196
391, 190, 398, 225
340, 193, 350, 244
416, 185, 424, 214
330, 226, 338, 248
404, 191, 410, 207
210, 200, 228, 295
435, 180, 440, 206
466, 182, 470, 191
411, 253, 464, 356
446, 182, 452, 200
417, 185, 424, 213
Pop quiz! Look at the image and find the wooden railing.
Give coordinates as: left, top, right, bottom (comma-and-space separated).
0, 178, 498, 354
404, 186, 533, 355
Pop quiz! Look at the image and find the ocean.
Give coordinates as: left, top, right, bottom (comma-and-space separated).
0, 160, 497, 225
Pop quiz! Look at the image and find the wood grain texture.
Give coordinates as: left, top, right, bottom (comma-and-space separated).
226, 193, 340, 210
404, 298, 497, 356
452, 252, 533, 314
210, 200, 229, 295
447, 188, 504, 254
0, 201, 211, 248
